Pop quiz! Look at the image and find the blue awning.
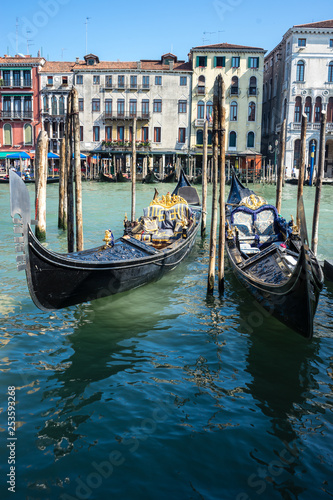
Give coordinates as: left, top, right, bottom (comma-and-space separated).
48, 152, 59, 158
6, 152, 31, 159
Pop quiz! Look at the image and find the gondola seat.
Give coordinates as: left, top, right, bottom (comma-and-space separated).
231, 208, 258, 254
253, 206, 279, 244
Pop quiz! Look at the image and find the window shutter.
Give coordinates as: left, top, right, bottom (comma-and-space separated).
214, 56, 217, 68
204, 56, 207, 67
222, 56, 226, 67
196, 56, 200, 67
248, 57, 251, 68
256, 57, 259, 69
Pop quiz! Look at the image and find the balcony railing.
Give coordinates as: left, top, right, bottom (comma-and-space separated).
291, 122, 331, 131
103, 111, 151, 121
102, 83, 151, 91
248, 87, 258, 96
0, 78, 32, 88
197, 86, 205, 95
195, 118, 213, 127
0, 111, 33, 120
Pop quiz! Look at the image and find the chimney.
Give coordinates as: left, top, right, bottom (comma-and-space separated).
76, 57, 79, 63
137, 61, 142, 69
169, 60, 174, 71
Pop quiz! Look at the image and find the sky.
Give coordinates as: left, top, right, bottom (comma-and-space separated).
0, 0, 332, 62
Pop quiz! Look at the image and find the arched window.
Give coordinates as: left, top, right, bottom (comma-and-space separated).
4, 123, 12, 146
296, 61, 305, 82
51, 96, 57, 115
304, 96, 312, 122
294, 96, 302, 122
196, 129, 203, 145
59, 96, 65, 115
231, 76, 238, 95
329, 61, 333, 83
198, 75, 205, 95
229, 131, 236, 148
327, 97, 333, 123
314, 97, 322, 122
206, 100, 213, 121
43, 96, 49, 113
248, 102, 256, 121
24, 123, 33, 145
294, 139, 301, 168
230, 101, 237, 121
197, 100, 205, 119
247, 131, 255, 148
249, 76, 257, 95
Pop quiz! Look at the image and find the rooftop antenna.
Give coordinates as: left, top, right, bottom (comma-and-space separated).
26, 30, 33, 55
85, 17, 91, 55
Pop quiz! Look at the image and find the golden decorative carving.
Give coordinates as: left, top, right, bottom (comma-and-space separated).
226, 221, 234, 239
240, 194, 266, 210
150, 193, 187, 209
290, 215, 299, 235
103, 229, 112, 248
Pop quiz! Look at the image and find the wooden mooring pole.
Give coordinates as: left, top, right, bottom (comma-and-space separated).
218, 75, 226, 294
311, 110, 327, 256
276, 118, 286, 214
58, 137, 67, 229
73, 87, 83, 251
35, 130, 49, 241
66, 90, 75, 253
207, 78, 219, 294
201, 119, 208, 237
297, 113, 307, 225
131, 117, 137, 221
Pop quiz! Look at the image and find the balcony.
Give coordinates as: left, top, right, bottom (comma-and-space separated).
248, 87, 258, 96
196, 85, 205, 95
291, 122, 330, 131
101, 140, 151, 151
229, 88, 239, 97
103, 111, 150, 121
0, 111, 33, 120
0, 78, 32, 88
195, 118, 213, 127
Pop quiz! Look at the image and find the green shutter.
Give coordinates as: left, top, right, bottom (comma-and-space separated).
204, 56, 207, 67
222, 56, 226, 67
196, 56, 200, 67
214, 56, 217, 68
248, 57, 251, 68
256, 57, 259, 69
24, 124, 32, 145
4, 124, 12, 146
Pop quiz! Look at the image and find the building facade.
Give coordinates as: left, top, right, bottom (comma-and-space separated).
0, 55, 45, 157
189, 43, 266, 170
263, 20, 333, 177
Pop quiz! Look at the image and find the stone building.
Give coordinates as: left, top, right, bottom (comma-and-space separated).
189, 43, 266, 172
263, 20, 333, 177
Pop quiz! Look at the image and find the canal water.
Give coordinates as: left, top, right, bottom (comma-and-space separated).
0, 180, 332, 500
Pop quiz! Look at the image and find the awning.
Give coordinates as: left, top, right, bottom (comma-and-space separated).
6, 152, 31, 159
0, 151, 13, 158
48, 152, 59, 158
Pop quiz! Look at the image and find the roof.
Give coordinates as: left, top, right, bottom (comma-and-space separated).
72, 60, 192, 72
293, 19, 333, 29
191, 42, 265, 52
0, 55, 45, 66
40, 61, 76, 73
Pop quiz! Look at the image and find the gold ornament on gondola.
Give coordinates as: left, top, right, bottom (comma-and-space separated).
103, 230, 112, 248
240, 194, 266, 210
150, 193, 187, 209
290, 215, 300, 235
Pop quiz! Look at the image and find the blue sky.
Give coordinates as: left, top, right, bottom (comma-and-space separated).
0, 0, 332, 62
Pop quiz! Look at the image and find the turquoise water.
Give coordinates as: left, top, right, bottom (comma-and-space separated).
0, 180, 332, 500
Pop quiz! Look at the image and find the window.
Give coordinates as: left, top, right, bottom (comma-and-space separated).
130, 75, 137, 89
117, 126, 124, 141
14, 96, 21, 113
79, 98, 84, 112
296, 61, 305, 82
47, 75, 53, 85
24, 124, 32, 145
117, 99, 125, 117
196, 56, 207, 67
304, 96, 312, 122
105, 126, 112, 141
327, 97, 333, 123
178, 100, 187, 113
142, 75, 149, 89
248, 102, 256, 121
76, 75, 83, 84
294, 96, 302, 122
43, 96, 49, 113
155, 76, 162, 85
13, 71, 20, 86
80, 126, 83, 141
330, 39, 333, 48
231, 76, 238, 95
328, 61, 333, 82
129, 99, 137, 116
154, 127, 161, 142
105, 75, 112, 87
298, 38, 306, 47
93, 75, 100, 85
4, 124, 12, 145
198, 75, 205, 94
196, 130, 203, 145
208, 130, 212, 145
59, 96, 65, 115
153, 99, 162, 112
105, 99, 112, 115
92, 99, 100, 112
142, 127, 148, 141
231, 56, 240, 68
23, 70, 31, 86
62, 76, 68, 85
247, 131, 254, 148
180, 76, 187, 86
178, 128, 186, 143
197, 101, 205, 119
118, 75, 125, 88
248, 57, 259, 68
142, 99, 149, 117
93, 126, 100, 141
206, 101, 213, 121
51, 96, 57, 115
249, 76, 257, 95
229, 131, 236, 148
230, 101, 237, 121
214, 56, 225, 67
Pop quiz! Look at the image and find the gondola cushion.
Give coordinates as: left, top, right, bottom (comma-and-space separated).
143, 205, 166, 226
231, 210, 254, 237
151, 229, 175, 245
254, 206, 278, 242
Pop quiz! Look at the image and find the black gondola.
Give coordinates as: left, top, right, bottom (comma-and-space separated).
142, 171, 160, 184
225, 173, 323, 339
10, 169, 201, 311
